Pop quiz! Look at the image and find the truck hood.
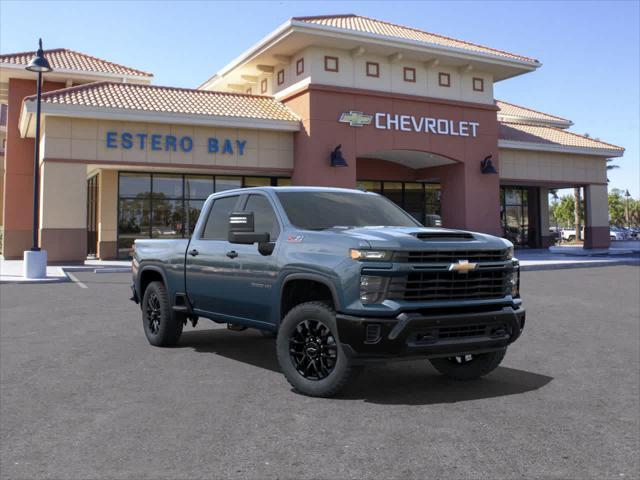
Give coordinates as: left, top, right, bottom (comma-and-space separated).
324, 226, 511, 251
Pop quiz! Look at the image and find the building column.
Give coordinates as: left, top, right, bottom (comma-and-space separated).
98, 170, 118, 259
539, 187, 553, 247
424, 161, 502, 236
2, 78, 66, 259
584, 184, 610, 249
39, 161, 87, 262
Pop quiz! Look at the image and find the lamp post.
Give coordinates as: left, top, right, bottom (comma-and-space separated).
552, 191, 559, 243
23, 39, 52, 279
624, 189, 631, 229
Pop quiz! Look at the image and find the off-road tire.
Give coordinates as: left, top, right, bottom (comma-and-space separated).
276, 301, 360, 397
142, 281, 183, 347
429, 349, 506, 380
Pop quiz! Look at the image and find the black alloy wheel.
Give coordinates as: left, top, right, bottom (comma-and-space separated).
145, 291, 162, 335
141, 281, 183, 347
289, 319, 338, 380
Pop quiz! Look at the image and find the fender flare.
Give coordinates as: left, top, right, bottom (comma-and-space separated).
279, 272, 342, 320
137, 264, 169, 300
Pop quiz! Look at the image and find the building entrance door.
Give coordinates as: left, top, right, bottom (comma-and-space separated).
500, 186, 540, 247
87, 175, 99, 257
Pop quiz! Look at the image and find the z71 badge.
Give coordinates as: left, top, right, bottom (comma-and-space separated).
287, 234, 304, 243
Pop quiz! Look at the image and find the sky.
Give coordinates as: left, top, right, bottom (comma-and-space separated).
1, 0, 638, 197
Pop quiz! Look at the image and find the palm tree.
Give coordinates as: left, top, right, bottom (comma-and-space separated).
606, 158, 619, 182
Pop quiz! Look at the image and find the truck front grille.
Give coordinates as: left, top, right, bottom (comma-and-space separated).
394, 249, 508, 263
388, 270, 509, 301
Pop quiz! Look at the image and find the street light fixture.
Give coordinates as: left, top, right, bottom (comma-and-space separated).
624, 189, 631, 229
23, 39, 53, 279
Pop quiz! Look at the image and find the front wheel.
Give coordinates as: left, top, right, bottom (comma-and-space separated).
276, 302, 360, 397
429, 349, 506, 380
142, 281, 183, 347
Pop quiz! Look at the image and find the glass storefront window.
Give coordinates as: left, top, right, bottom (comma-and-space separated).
215, 176, 242, 192
151, 199, 184, 238
244, 177, 271, 187
404, 183, 425, 223
118, 197, 151, 257
356, 180, 441, 226
117, 173, 290, 258
152, 174, 183, 198
357, 181, 382, 193
185, 176, 214, 199
383, 182, 403, 208
277, 178, 292, 186
501, 186, 535, 247
426, 184, 441, 216
119, 173, 151, 197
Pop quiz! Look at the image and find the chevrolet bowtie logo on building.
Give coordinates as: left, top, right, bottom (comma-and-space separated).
448, 259, 478, 273
338, 111, 373, 127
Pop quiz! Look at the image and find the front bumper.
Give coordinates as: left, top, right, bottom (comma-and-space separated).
336, 306, 525, 361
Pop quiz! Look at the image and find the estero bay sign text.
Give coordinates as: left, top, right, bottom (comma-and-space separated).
105, 131, 248, 155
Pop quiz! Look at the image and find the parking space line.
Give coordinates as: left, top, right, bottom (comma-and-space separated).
66, 272, 88, 289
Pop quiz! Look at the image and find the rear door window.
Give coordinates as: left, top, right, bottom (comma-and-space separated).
201, 196, 240, 240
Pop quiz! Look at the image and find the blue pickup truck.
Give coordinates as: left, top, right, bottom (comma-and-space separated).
131, 187, 525, 397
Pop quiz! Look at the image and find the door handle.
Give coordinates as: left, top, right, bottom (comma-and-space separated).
189, 249, 199, 257
226, 250, 238, 259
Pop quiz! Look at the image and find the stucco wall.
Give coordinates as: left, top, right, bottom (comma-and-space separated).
42, 117, 294, 171
499, 148, 607, 184
273, 46, 494, 105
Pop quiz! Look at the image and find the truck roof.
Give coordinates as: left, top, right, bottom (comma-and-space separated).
214, 186, 373, 195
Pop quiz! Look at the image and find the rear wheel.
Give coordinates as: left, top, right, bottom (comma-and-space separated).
429, 349, 506, 380
142, 281, 183, 347
276, 302, 360, 397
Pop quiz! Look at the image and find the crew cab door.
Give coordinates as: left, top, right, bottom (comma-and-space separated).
185, 194, 242, 318
225, 193, 281, 325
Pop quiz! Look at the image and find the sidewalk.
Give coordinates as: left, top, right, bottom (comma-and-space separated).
0, 258, 131, 284
516, 249, 639, 271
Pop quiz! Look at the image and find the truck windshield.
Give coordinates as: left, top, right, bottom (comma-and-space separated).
276, 191, 421, 230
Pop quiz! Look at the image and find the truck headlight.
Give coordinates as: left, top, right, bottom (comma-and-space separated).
506, 246, 514, 260
509, 267, 520, 298
350, 249, 392, 261
360, 275, 388, 304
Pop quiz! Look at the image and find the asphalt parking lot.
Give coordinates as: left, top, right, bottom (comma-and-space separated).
1, 266, 639, 479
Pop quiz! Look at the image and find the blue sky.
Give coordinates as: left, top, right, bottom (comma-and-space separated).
1, 0, 638, 197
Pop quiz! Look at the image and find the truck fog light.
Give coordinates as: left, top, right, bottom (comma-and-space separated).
360, 275, 388, 304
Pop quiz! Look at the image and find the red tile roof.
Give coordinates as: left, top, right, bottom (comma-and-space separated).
26, 81, 299, 122
293, 14, 539, 64
497, 100, 571, 127
0, 48, 152, 78
499, 122, 624, 154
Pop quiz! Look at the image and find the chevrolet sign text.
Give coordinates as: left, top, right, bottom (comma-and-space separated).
374, 113, 479, 137
339, 111, 479, 137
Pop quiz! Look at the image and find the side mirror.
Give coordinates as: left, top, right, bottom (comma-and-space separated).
228, 212, 270, 244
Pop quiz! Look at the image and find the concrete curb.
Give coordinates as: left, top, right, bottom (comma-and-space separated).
95, 267, 132, 273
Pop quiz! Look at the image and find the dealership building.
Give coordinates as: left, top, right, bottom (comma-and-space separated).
0, 14, 624, 261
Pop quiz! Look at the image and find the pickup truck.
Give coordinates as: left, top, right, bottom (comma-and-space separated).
131, 187, 525, 397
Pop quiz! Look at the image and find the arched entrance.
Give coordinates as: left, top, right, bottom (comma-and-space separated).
356, 150, 457, 226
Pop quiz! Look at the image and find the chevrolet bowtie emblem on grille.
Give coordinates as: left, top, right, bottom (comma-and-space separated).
448, 259, 478, 273
338, 111, 373, 127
